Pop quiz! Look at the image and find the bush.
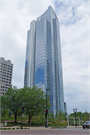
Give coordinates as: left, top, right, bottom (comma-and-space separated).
48, 123, 56, 126
8, 128, 11, 130
30, 121, 44, 126
12, 128, 15, 130
48, 121, 67, 126
48, 118, 57, 123
4, 128, 7, 130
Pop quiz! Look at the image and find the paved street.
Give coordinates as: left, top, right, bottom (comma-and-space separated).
1, 128, 90, 135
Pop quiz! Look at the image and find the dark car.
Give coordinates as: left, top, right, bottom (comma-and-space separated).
83, 121, 90, 129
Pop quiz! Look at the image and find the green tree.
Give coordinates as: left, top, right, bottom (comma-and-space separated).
69, 111, 89, 122
48, 112, 55, 123
37, 113, 45, 124
1, 86, 50, 124
1, 87, 22, 123
57, 111, 67, 121
20, 86, 50, 124
69, 113, 74, 117
82, 111, 89, 121
57, 111, 62, 121
1, 108, 9, 117
50, 112, 54, 119
76, 112, 82, 120
55, 112, 58, 118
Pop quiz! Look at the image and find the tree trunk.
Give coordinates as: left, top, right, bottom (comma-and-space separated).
28, 114, 30, 124
14, 115, 17, 123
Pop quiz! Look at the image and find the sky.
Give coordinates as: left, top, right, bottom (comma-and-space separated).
0, 0, 90, 115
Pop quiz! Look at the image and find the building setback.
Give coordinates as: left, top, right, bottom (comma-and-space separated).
24, 6, 64, 115
0, 57, 13, 95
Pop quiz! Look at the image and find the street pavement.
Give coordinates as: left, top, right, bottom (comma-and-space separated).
1, 127, 90, 135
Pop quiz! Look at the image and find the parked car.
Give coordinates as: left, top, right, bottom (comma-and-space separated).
82, 121, 90, 129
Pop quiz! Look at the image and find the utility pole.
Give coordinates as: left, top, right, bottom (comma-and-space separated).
45, 89, 50, 128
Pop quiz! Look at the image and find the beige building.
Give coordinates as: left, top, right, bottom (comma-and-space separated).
0, 57, 13, 95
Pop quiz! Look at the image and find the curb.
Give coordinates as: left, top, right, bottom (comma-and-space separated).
0, 126, 51, 131
0, 127, 30, 130
67, 126, 82, 128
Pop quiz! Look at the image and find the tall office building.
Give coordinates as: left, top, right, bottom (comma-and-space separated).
0, 57, 13, 95
24, 6, 64, 115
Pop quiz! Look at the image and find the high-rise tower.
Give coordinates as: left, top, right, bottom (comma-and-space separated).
24, 6, 64, 115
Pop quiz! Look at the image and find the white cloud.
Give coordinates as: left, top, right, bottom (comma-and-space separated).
55, 0, 90, 114
1, 0, 54, 88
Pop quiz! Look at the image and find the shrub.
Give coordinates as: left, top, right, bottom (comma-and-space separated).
48, 123, 56, 126
4, 128, 7, 130
30, 121, 44, 126
12, 128, 15, 130
8, 128, 11, 129
48, 121, 67, 126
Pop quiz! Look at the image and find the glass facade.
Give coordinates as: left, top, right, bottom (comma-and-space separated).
24, 6, 64, 115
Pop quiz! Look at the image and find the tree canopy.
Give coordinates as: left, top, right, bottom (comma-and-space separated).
1, 87, 22, 123
69, 111, 90, 121
1, 86, 50, 123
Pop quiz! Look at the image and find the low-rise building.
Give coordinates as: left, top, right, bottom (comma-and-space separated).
0, 57, 13, 95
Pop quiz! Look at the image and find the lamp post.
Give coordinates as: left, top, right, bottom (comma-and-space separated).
45, 88, 50, 128
20, 106, 24, 129
73, 108, 77, 127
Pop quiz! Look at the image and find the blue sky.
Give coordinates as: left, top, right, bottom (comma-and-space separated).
0, 0, 90, 114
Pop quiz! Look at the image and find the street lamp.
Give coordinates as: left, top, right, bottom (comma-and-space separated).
73, 108, 77, 127
20, 106, 24, 129
45, 88, 50, 128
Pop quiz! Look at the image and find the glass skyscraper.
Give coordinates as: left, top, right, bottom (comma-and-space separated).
24, 6, 64, 115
